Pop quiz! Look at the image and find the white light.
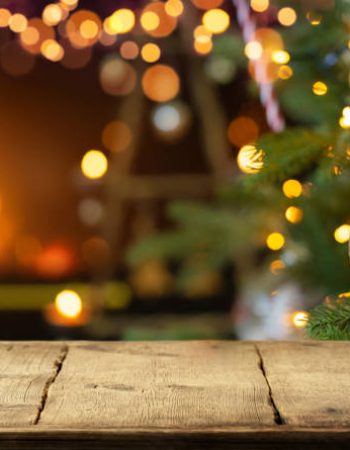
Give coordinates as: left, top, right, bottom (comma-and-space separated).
153, 104, 181, 132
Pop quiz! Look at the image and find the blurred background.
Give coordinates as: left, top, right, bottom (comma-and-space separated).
0, 0, 348, 341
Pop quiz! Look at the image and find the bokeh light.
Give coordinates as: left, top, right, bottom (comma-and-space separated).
277, 7, 297, 27
237, 145, 264, 174
312, 81, 328, 96
285, 206, 303, 224
334, 224, 350, 244
102, 120, 133, 153
55, 289, 83, 319
81, 150, 108, 180
99, 56, 137, 96
0, 8, 11, 27
105, 8, 135, 34
9, 13, 28, 33
141, 43, 161, 63
191, 0, 224, 10
227, 116, 259, 147
42, 4, 63, 26
266, 232, 285, 251
142, 64, 180, 102
165, 0, 184, 17
202, 9, 230, 34
282, 179, 302, 198
120, 41, 139, 60
250, 0, 269, 13
140, 2, 177, 38
41, 39, 64, 62
291, 311, 308, 328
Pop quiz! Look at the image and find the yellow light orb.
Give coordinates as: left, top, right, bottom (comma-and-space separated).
342, 106, 350, 118
42, 4, 63, 26
140, 11, 160, 31
165, 0, 184, 17
285, 206, 303, 224
266, 232, 285, 251
340, 116, 350, 129
202, 9, 230, 34
108, 9, 135, 34
244, 40, 263, 60
141, 43, 161, 63
80, 19, 99, 39
277, 7, 297, 26
0, 8, 11, 27
194, 38, 213, 55
20, 26, 40, 46
334, 224, 350, 244
55, 289, 83, 319
250, 0, 269, 12
272, 50, 290, 64
237, 145, 264, 174
312, 81, 328, 96
278, 64, 293, 80
291, 311, 308, 328
81, 150, 108, 180
194, 25, 212, 43
282, 179, 302, 198
41, 39, 64, 61
9, 13, 28, 33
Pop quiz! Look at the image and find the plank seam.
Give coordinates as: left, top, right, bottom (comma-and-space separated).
33, 344, 69, 425
255, 344, 285, 425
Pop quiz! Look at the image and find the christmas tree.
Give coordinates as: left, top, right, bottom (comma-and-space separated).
129, 0, 350, 339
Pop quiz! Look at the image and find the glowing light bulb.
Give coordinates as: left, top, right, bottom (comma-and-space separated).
140, 11, 160, 31
107, 9, 135, 34
55, 290, 83, 319
141, 43, 161, 63
285, 206, 303, 224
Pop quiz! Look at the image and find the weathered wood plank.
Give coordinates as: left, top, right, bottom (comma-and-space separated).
0, 342, 66, 427
257, 341, 350, 427
39, 341, 275, 428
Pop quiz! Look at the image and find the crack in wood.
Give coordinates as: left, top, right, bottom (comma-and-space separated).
33, 344, 68, 425
255, 344, 285, 426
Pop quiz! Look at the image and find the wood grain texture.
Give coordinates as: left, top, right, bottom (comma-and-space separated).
257, 341, 350, 427
0, 342, 66, 427
39, 341, 275, 428
0, 341, 350, 449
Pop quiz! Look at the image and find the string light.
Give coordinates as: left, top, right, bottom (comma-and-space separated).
0, 8, 11, 27
106, 9, 135, 34
9, 14, 28, 33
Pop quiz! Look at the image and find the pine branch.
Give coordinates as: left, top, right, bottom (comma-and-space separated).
307, 297, 350, 340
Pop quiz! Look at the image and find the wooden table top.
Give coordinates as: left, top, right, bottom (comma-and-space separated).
0, 340, 349, 449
